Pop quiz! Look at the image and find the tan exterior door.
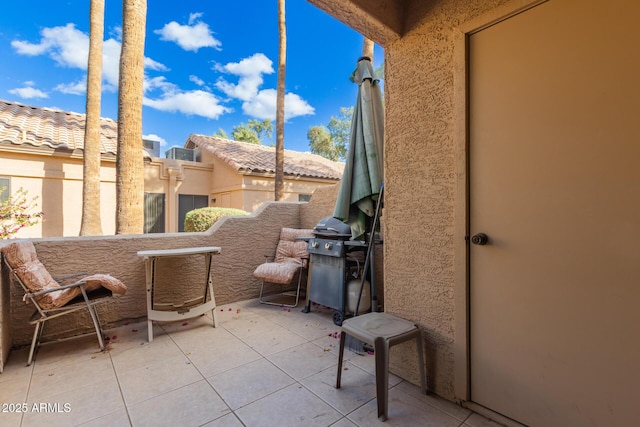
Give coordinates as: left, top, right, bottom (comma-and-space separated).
469, 1, 640, 425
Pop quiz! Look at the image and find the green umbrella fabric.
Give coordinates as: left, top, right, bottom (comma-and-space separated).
333, 57, 384, 241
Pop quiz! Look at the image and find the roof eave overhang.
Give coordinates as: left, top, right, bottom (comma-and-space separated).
0, 141, 117, 161
306, 0, 403, 46
239, 169, 341, 182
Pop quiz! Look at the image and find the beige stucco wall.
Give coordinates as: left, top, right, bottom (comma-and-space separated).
0, 148, 117, 237
212, 174, 337, 213
1, 146, 339, 239
381, 0, 512, 401
199, 150, 338, 213
144, 158, 214, 232
309, 0, 512, 401
0, 149, 216, 237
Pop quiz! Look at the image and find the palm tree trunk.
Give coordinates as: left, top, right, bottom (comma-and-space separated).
275, 0, 286, 201
116, 0, 146, 234
362, 37, 374, 60
80, 0, 104, 236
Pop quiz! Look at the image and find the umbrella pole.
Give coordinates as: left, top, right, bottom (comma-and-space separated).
346, 184, 384, 355
355, 183, 383, 317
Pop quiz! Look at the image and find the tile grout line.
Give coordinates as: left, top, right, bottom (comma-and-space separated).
105, 346, 134, 427
19, 358, 35, 427
160, 318, 245, 426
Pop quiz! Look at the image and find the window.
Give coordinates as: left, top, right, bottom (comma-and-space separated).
178, 194, 208, 232
298, 194, 312, 202
0, 177, 10, 203
144, 193, 165, 233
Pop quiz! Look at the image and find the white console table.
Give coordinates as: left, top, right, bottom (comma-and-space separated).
137, 246, 221, 341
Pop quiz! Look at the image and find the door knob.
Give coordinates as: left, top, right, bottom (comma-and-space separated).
471, 233, 489, 245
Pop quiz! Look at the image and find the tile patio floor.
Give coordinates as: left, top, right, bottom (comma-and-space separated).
0, 299, 503, 427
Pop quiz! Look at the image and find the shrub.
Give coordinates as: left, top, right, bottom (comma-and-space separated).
184, 207, 249, 232
1, 187, 44, 239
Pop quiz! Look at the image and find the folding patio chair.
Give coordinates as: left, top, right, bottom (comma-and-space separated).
1, 240, 127, 365
253, 227, 314, 307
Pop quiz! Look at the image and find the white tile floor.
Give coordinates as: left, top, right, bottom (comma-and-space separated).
0, 299, 504, 427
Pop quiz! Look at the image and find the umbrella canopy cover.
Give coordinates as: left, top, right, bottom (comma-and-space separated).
333, 57, 384, 241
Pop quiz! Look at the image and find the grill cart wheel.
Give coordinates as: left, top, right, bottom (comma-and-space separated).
333, 310, 345, 326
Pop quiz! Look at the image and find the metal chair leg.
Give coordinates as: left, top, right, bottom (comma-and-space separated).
336, 330, 346, 389
258, 267, 304, 308
27, 321, 43, 366
81, 287, 105, 351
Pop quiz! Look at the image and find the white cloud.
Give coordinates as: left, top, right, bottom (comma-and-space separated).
283, 92, 316, 119
8, 85, 48, 99
143, 134, 168, 147
154, 14, 221, 52
215, 53, 274, 101
189, 75, 205, 86
11, 24, 168, 94
144, 90, 230, 119
144, 76, 177, 94
242, 89, 314, 120
101, 38, 122, 91
213, 53, 314, 121
12, 23, 88, 69
54, 79, 86, 95
188, 13, 203, 25
145, 57, 170, 72
109, 26, 122, 41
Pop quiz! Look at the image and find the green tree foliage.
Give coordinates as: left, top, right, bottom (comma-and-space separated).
308, 126, 340, 161
249, 118, 273, 140
231, 125, 260, 144
184, 207, 249, 232
327, 107, 353, 158
1, 187, 44, 239
308, 106, 353, 161
213, 128, 228, 139
228, 119, 274, 144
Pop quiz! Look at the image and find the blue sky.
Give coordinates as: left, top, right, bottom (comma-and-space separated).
0, 0, 383, 153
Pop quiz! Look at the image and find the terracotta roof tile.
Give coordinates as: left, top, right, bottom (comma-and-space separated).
0, 99, 117, 155
187, 134, 344, 180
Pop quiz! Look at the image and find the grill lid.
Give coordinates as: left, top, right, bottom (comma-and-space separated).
313, 216, 352, 238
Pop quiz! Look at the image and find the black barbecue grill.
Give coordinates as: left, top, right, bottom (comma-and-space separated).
303, 216, 367, 325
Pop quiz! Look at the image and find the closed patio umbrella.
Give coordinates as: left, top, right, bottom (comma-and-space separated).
333, 56, 384, 241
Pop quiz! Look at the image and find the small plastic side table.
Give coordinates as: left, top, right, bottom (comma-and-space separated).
137, 246, 221, 342
336, 312, 427, 421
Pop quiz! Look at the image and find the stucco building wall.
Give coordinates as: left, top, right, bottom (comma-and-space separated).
310, 0, 511, 400
199, 149, 338, 213
0, 149, 118, 237
1, 145, 339, 238
383, 0, 509, 399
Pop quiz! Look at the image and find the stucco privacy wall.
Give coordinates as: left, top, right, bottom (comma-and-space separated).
0, 186, 339, 353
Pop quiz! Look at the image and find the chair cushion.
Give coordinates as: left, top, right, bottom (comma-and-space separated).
274, 228, 314, 263
279, 227, 315, 242
2, 241, 60, 307
2, 240, 127, 310
253, 261, 301, 285
83, 274, 128, 295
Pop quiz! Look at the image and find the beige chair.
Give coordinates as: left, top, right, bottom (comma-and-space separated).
1, 240, 127, 365
253, 228, 314, 307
